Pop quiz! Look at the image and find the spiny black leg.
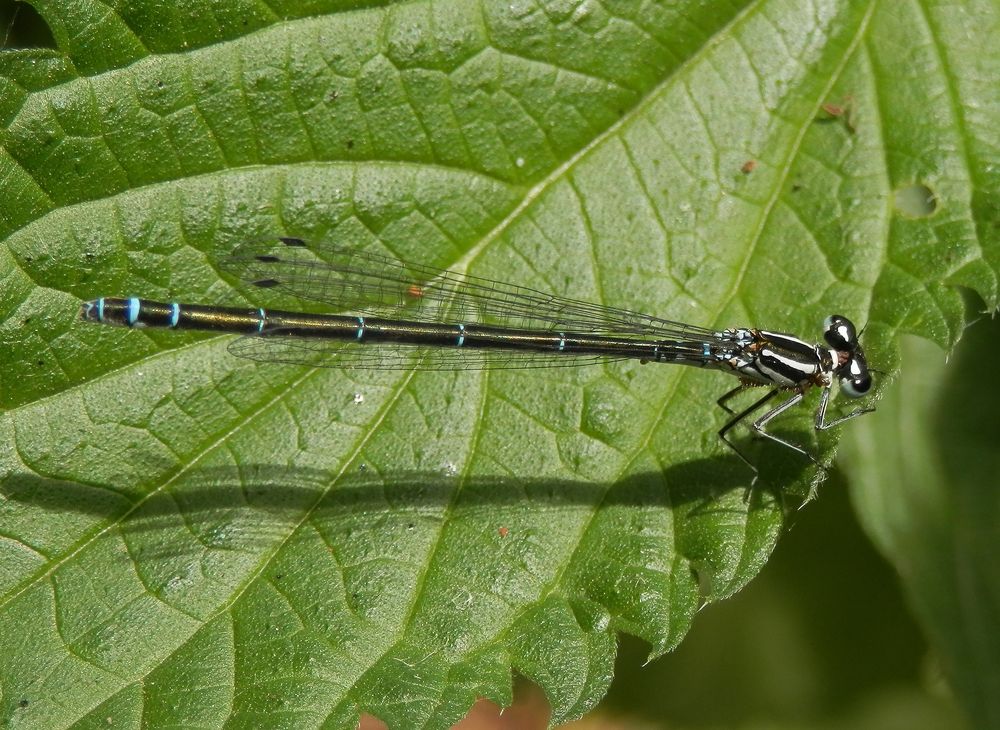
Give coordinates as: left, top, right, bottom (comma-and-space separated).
814, 386, 876, 430
717, 388, 780, 499
716, 384, 747, 416
751, 390, 824, 469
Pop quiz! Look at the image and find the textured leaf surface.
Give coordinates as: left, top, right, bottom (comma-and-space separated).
0, 1, 997, 728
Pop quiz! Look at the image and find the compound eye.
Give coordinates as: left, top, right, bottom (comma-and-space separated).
839, 355, 872, 397
823, 314, 858, 351
841, 373, 872, 398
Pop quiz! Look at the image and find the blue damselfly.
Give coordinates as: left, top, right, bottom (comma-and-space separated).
81, 237, 875, 476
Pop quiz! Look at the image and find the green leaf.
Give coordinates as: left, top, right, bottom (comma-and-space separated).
0, 1, 997, 727
841, 314, 1000, 730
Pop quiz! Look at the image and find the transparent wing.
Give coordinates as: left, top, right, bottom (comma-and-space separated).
227, 333, 632, 371
221, 236, 720, 339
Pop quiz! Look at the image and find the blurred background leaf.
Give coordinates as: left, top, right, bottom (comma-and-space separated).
0, 1, 997, 728
839, 304, 1000, 730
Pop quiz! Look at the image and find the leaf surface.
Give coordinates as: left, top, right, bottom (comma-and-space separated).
1, 1, 997, 727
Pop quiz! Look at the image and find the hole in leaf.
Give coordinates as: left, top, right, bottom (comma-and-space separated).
893, 183, 937, 218
1, 1, 56, 50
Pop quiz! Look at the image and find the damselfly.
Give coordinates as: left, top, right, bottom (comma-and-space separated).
81, 236, 875, 477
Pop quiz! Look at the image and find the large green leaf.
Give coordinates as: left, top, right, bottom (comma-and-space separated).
0, 1, 996, 727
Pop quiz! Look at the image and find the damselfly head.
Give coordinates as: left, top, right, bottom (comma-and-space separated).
822, 315, 872, 398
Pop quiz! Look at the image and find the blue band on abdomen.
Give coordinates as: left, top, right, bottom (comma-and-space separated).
126, 297, 141, 326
